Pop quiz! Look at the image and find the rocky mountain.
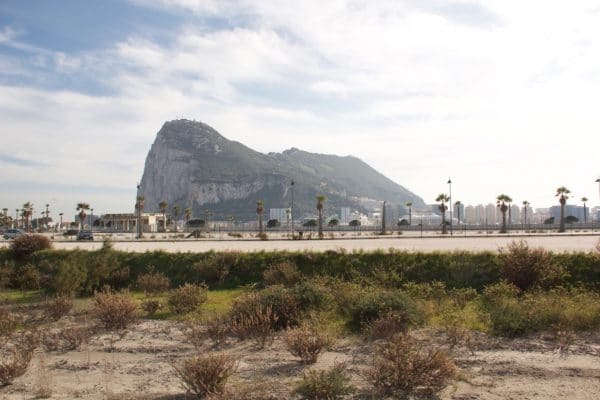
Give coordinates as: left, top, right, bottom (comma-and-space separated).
139, 119, 425, 221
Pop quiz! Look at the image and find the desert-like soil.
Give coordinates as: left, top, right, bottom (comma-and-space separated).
3, 317, 599, 400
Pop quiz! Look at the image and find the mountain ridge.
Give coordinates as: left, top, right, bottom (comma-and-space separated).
139, 119, 425, 221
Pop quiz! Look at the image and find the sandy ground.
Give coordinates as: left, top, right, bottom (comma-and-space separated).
2, 234, 598, 253
2, 318, 599, 400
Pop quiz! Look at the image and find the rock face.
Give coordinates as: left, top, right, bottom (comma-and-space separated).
140, 119, 425, 220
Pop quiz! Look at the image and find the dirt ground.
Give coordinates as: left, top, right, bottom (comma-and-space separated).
2, 317, 599, 400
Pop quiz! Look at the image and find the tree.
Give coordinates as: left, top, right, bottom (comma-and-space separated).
159, 200, 168, 232
398, 219, 409, 226
316, 195, 326, 239
172, 205, 180, 230
581, 197, 588, 224
187, 219, 205, 227
522, 200, 530, 227
256, 200, 264, 235
22, 202, 33, 232
76, 202, 89, 230
565, 215, 579, 224
267, 219, 280, 228
184, 208, 192, 228
349, 219, 361, 227
544, 216, 555, 225
496, 194, 511, 234
303, 219, 317, 228
555, 186, 570, 233
328, 218, 339, 227
405, 202, 413, 225
435, 194, 449, 234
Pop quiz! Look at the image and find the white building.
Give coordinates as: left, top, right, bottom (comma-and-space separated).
269, 208, 289, 223
340, 207, 351, 224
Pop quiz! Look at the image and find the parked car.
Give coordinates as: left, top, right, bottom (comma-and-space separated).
76, 230, 94, 241
3, 229, 25, 239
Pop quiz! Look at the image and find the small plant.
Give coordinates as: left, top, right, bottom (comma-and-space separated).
364, 311, 410, 340
1, 331, 39, 386
10, 264, 41, 290
284, 324, 330, 364
295, 362, 354, 400
140, 299, 163, 316
46, 294, 74, 321
11, 234, 51, 259
263, 261, 302, 286
42, 326, 92, 352
183, 323, 206, 350
136, 270, 170, 294
174, 353, 237, 398
206, 315, 229, 346
230, 305, 278, 348
499, 240, 567, 290
93, 287, 138, 330
0, 310, 20, 345
366, 334, 457, 398
347, 290, 420, 332
49, 260, 86, 295
167, 283, 208, 315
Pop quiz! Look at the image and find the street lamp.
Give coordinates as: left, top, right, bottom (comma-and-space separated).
447, 178, 453, 236
90, 208, 94, 232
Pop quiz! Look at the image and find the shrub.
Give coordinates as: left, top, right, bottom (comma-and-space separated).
482, 281, 528, 336
93, 287, 138, 330
366, 334, 457, 398
49, 260, 86, 295
206, 315, 229, 346
168, 283, 208, 315
263, 261, 302, 286
364, 312, 411, 340
295, 362, 354, 400
46, 294, 73, 321
230, 287, 299, 331
183, 323, 206, 350
140, 299, 163, 316
0, 262, 13, 288
174, 353, 237, 398
1, 331, 39, 386
194, 253, 237, 287
230, 304, 277, 348
11, 234, 51, 259
136, 270, 170, 294
10, 264, 41, 290
0, 310, 20, 345
347, 290, 420, 332
41, 326, 92, 352
284, 325, 330, 364
499, 240, 567, 290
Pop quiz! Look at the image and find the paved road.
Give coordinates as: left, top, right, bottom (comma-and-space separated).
3, 234, 598, 253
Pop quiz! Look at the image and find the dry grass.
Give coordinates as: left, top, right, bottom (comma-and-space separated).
93, 287, 138, 330
0, 309, 20, 346
0, 331, 39, 387
174, 353, 237, 398
136, 270, 170, 295
366, 333, 457, 398
41, 326, 92, 352
140, 299, 163, 316
45, 294, 73, 321
295, 361, 354, 400
364, 311, 410, 340
206, 315, 229, 346
284, 324, 330, 364
230, 305, 277, 349
262, 261, 301, 287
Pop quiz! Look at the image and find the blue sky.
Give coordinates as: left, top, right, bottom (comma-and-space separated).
1, 0, 600, 218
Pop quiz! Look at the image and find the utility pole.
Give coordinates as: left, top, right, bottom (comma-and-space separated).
291, 179, 295, 239
447, 178, 453, 236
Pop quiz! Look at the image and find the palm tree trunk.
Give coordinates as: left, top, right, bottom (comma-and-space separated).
441, 210, 447, 234
559, 204, 565, 232
258, 213, 263, 235
318, 209, 323, 239
501, 211, 507, 233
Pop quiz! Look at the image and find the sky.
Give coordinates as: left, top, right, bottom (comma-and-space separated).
1, 0, 600, 219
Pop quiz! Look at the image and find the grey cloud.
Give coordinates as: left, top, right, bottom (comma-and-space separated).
0, 154, 48, 167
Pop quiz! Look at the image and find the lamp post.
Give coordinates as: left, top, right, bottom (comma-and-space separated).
90, 208, 94, 232
447, 178, 453, 236
596, 178, 600, 202
290, 179, 295, 239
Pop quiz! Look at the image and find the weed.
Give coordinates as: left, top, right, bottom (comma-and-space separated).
284, 324, 330, 364
93, 287, 138, 330
295, 361, 354, 400
174, 353, 237, 398
46, 294, 73, 321
230, 304, 277, 348
168, 283, 208, 315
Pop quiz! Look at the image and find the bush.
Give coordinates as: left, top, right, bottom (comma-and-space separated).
347, 290, 420, 332
482, 281, 528, 336
0, 310, 20, 345
41, 326, 92, 352
11, 234, 51, 259
364, 312, 411, 340
1, 331, 39, 386
168, 283, 208, 315
230, 287, 299, 331
183, 323, 206, 350
366, 334, 457, 398
230, 304, 277, 348
206, 315, 229, 346
263, 261, 302, 286
46, 294, 73, 321
93, 287, 138, 330
48, 260, 86, 295
10, 264, 41, 290
499, 240, 567, 290
193, 253, 237, 287
295, 362, 354, 400
140, 299, 163, 316
284, 325, 330, 364
136, 270, 170, 294
174, 353, 237, 398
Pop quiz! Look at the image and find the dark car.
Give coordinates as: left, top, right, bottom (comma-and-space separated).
3, 229, 25, 239
76, 230, 94, 241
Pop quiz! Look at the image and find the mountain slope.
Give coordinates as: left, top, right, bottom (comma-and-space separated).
139, 119, 425, 220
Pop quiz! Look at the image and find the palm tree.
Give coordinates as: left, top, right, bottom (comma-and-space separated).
405, 202, 413, 225
158, 200, 168, 232
256, 201, 264, 235
556, 187, 570, 232
435, 194, 449, 234
59, 212, 64, 230
172, 205, 180, 230
76, 202, 90, 230
496, 194, 511, 233
45, 203, 50, 230
22, 202, 33, 232
135, 196, 145, 238
316, 195, 326, 239
522, 200, 530, 229
581, 197, 588, 224
184, 208, 192, 229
